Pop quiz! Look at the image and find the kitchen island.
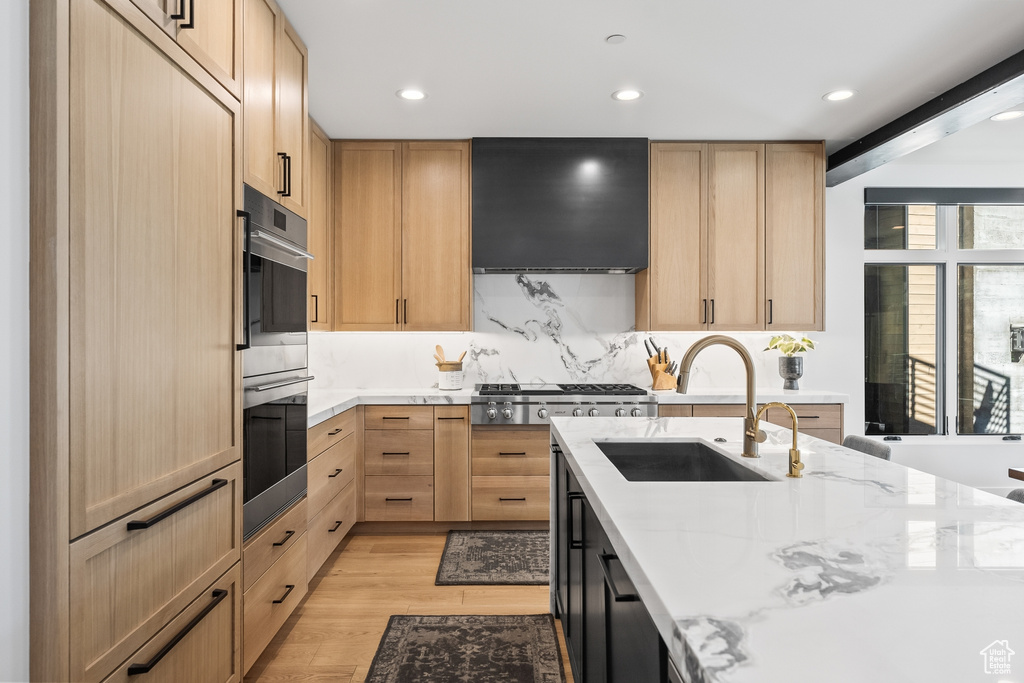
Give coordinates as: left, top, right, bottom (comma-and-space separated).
550, 416, 1024, 682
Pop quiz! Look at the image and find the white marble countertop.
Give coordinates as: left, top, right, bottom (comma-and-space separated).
550, 416, 1024, 683
307, 387, 847, 428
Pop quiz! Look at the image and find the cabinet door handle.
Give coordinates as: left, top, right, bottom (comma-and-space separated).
328, 520, 343, 533
236, 210, 252, 350
286, 154, 293, 197
767, 298, 773, 325
567, 492, 584, 550
327, 428, 343, 436
272, 584, 295, 604
710, 299, 715, 324
382, 451, 410, 456
499, 497, 527, 501
277, 152, 289, 196
127, 478, 227, 531
395, 298, 400, 324
311, 294, 318, 323
169, 0, 185, 20
437, 416, 465, 420
403, 298, 408, 324
179, 0, 195, 28
702, 299, 707, 325
328, 468, 343, 478
127, 589, 227, 675
385, 497, 413, 502
498, 451, 527, 456
272, 529, 295, 547
599, 553, 639, 602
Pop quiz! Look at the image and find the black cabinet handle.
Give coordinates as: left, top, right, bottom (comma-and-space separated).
437, 416, 465, 420
169, 0, 185, 20
272, 584, 295, 604
236, 210, 252, 350
127, 479, 227, 531
710, 299, 715, 324
385, 497, 413, 502
599, 553, 639, 602
499, 497, 527, 501
382, 451, 410, 456
272, 529, 295, 547
767, 298, 773, 325
277, 152, 288, 196
498, 451, 527, 456
127, 588, 227, 675
702, 299, 707, 325
568, 492, 584, 550
403, 298, 408, 324
382, 416, 410, 420
311, 294, 318, 323
395, 298, 400, 324
327, 428, 343, 436
328, 520, 343, 532
179, 0, 194, 28
328, 468, 343, 478
285, 154, 292, 197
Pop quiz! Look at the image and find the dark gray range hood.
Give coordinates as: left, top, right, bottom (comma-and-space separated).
471, 138, 649, 274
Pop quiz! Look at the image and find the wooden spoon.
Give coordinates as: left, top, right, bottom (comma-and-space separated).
457, 351, 466, 362
433, 354, 444, 364
435, 345, 446, 362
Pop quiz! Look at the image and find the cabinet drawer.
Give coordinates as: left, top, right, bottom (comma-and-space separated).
70, 464, 242, 683
364, 475, 434, 521
365, 429, 434, 475
658, 405, 693, 417
308, 435, 356, 518
101, 563, 241, 683
766, 403, 842, 430
364, 405, 434, 430
801, 427, 842, 444
308, 407, 358, 460
242, 497, 307, 593
243, 533, 308, 674
472, 476, 550, 521
307, 480, 356, 579
691, 404, 746, 418
471, 428, 550, 476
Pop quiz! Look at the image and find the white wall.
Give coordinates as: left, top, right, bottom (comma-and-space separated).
1, 0, 30, 680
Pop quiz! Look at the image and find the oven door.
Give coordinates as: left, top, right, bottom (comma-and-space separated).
242, 370, 311, 539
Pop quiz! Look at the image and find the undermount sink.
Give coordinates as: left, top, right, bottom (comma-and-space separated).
596, 441, 775, 482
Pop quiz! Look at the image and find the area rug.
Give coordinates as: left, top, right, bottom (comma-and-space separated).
435, 530, 549, 585
365, 614, 566, 683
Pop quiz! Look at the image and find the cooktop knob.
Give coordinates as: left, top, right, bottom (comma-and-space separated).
615, 407, 628, 417
502, 404, 514, 419
572, 405, 584, 418
537, 407, 549, 419
630, 406, 643, 418
486, 406, 497, 420
588, 407, 600, 417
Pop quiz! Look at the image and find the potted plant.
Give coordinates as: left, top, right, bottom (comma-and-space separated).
764, 335, 816, 390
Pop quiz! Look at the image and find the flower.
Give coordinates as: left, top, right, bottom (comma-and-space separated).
764, 334, 816, 357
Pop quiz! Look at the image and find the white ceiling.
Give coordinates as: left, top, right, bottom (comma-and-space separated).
278, 0, 1024, 160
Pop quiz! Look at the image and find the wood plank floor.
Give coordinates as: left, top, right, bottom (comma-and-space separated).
245, 532, 574, 682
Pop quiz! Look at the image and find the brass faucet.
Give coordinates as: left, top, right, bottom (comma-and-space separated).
754, 402, 804, 478
677, 335, 765, 458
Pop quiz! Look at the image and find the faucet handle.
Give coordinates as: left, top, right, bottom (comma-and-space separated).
753, 428, 767, 444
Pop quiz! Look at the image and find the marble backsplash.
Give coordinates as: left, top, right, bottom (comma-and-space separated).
309, 274, 817, 392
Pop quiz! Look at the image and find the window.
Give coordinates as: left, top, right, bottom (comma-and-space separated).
864, 189, 1024, 437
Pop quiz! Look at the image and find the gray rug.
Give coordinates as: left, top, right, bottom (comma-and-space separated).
365, 614, 565, 683
435, 530, 549, 585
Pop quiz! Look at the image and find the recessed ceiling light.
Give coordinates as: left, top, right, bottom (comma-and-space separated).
822, 89, 856, 102
612, 89, 643, 101
605, 34, 626, 44
396, 88, 427, 101
990, 110, 1024, 122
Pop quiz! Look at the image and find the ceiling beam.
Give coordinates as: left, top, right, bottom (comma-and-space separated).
826, 48, 1024, 187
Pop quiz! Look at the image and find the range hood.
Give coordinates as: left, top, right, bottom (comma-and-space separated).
471, 138, 649, 274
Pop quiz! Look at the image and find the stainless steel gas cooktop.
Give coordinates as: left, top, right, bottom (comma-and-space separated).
471, 383, 656, 425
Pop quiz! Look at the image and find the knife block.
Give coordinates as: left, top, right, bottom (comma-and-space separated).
647, 356, 676, 391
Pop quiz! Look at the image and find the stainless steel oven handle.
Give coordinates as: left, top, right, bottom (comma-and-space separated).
251, 229, 315, 260
249, 375, 316, 392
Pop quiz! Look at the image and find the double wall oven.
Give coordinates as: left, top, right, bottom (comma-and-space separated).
239, 184, 314, 539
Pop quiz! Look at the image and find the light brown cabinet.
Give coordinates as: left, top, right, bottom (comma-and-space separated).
308, 118, 333, 330
242, 0, 308, 217
434, 406, 471, 522
334, 141, 472, 331
31, 0, 242, 679
639, 142, 824, 332
243, 528, 307, 673
470, 426, 550, 521
305, 408, 360, 579
660, 403, 843, 443
129, 0, 242, 97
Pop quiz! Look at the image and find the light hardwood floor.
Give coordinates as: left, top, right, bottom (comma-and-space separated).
245, 532, 574, 682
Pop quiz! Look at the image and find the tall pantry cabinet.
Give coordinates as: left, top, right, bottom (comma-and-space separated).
31, 0, 243, 680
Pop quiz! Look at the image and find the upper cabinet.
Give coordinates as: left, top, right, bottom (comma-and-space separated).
243, 0, 309, 217
640, 141, 823, 332
129, 0, 242, 98
334, 140, 472, 331
308, 118, 333, 330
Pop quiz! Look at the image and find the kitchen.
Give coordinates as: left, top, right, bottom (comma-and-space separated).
7, 0, 1024, 681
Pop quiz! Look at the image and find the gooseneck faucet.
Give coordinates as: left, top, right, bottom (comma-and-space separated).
755, 402, 804, 478
677, 335, 765, 458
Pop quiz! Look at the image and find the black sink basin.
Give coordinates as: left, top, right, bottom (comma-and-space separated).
596, 441, 773, 482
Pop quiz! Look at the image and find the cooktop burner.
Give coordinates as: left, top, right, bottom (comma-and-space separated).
475, 382, 648, 396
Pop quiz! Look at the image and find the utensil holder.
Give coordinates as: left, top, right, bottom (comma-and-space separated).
437, 361, 464, 390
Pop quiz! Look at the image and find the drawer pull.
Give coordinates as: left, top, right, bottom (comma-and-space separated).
499, 497, 527, 502
127, 588, 227, 675
272, 584, 295, 604
498, 451, 527, 456
382, 416, 410, 420
126, 478, 227, 531
328, 468, 344, 478
599, 553, 639, 602
328, 520, 343, 532
327, 428, 343, 435
437, 416, 465, 420
272, 530, 295, 547
385, 497, 413, 502
382, 452, 410, 456
801, 415, 820, 420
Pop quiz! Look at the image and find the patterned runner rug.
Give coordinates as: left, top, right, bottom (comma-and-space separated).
366, 614, 565, 683
435, 530, 549, 585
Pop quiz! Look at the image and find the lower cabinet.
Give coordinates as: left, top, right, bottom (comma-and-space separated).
660, 402, 845, 443
554, 446, 668, 683
471, 425, 550, 521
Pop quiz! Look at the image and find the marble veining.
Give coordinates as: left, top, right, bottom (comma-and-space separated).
772, 540, 886, 605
